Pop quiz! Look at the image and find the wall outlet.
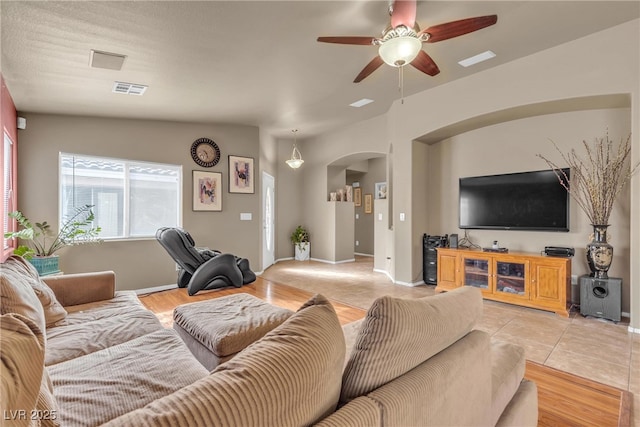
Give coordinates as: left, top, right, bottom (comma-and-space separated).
571, 275, 578, 285
355, 240, 359, 246
400, 213, 405, 221
355, 213, 359, 219
240, 213, 252, 221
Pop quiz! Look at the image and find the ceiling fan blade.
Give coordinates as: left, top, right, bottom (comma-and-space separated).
354, 56, 385, 83
421, 15, 498, 43
317, 36, 377, 46
391, 0, 417, 29
411, 50, 440, 76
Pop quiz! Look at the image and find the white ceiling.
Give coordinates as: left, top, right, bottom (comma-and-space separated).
1, 1, 638, 139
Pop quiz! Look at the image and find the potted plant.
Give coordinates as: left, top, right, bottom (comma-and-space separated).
290, 225, 310, 261
4, 204, 102, 275
538, 131, 639, 278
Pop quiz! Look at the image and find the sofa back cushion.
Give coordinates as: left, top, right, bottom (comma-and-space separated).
15, 256, 67, 326
1, 257, 47, 333
103, 294, 346, 427
340, 286, 483, 403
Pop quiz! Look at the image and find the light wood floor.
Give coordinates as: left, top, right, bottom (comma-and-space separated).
139, 276, 632, 427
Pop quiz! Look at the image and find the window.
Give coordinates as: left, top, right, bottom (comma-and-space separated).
60, 153, 182, 239
3, 133, 16, 256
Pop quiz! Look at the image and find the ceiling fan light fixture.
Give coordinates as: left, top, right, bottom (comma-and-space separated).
378, 35, 422, 67
286, 129, 304, 169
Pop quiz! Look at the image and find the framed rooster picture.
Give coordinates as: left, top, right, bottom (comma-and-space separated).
193, 170, 222, 211
229, 155, 254, 194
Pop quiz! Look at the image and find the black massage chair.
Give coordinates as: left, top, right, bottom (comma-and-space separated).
155, 227, 256, 296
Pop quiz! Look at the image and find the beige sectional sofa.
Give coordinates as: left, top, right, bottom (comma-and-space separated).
1, 255, 537, 426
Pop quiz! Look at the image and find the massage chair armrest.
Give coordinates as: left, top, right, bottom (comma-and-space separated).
187, 254, 243, 296
42, 271, 116, 307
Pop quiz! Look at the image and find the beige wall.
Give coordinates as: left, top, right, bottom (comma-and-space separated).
385, 19, 639, 328
294, 115, 388, 262
302, 19, 639, 327
16, 114, 261, 291
423, 108, 631, 311
348, 157, 386, 256
275, 136, 305, 260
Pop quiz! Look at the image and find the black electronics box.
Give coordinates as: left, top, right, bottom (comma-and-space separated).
544, 246, 575, 257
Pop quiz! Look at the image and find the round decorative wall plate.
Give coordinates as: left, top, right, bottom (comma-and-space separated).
190, 137, 221, 168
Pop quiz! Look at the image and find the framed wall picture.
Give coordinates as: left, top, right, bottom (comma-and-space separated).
375, 182, 387, 199
354, 187, 362, 207
193, 170, 222, 211
229, 155, 254, 194
364, 194, 373, 214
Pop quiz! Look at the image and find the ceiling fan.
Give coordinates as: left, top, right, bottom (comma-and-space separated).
317, 0, 498, 83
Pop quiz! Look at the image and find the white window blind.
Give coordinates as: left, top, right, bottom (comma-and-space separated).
60, 153, 182, 239
3, 133, 15, 251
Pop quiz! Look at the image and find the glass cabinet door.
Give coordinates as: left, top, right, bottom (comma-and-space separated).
495, 261, 527, 297
462, 257, 490, 290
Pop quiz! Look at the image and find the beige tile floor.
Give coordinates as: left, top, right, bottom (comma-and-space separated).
261, 256, 639, 424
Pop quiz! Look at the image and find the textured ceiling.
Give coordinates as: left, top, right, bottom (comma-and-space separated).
1, 1, 638, 138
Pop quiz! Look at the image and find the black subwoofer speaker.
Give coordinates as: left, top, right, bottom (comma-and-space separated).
422, 234, 447, 285
579, 276, 622, 322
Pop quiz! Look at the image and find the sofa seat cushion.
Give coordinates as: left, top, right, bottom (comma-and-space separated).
490, 339, 527, 425
173, 293, 294, 358
103, 294, 346, 427
341, 287, 483, 403
45, 309, 163, 366
49, 291, 144, 327
48, 329, 208, 427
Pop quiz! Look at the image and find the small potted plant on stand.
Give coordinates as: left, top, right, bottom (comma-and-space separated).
290, 225, 310, 261
4, 204, 102, 276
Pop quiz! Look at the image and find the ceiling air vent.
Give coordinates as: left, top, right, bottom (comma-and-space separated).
112, 81, 148, 96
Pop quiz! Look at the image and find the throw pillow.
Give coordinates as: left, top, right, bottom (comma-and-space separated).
1, 257, 47, 333
340, 286, 483, 403
12, 256, 67, 326
103, 294, 346, 427
1, 313, 60, 427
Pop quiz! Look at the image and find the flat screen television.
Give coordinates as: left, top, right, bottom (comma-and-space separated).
459, 168, 570, 232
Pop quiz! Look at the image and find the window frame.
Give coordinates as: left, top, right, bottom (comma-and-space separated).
59, 152, 183, 240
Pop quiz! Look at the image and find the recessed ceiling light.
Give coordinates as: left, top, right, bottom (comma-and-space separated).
458, 50, 496, 67
350, 98, 374, 108
90, 50, 127, 71
112, 82, 148, 96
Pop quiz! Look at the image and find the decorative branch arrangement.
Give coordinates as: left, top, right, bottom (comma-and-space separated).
537, 132, 638, 226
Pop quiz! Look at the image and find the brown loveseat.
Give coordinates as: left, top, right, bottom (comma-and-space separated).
1, 255, 537, 426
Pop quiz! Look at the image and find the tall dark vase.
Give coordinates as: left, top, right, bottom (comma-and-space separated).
586, 224, 613, 279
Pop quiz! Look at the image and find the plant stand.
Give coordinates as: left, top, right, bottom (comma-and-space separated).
295, 243, 310, 261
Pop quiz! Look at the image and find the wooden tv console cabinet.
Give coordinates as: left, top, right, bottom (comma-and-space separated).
436, 248, 571, 316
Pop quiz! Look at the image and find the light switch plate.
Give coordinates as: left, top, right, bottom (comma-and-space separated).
400, 213, 406, 221
378, 213, 383, 221
240, 213, 252, 221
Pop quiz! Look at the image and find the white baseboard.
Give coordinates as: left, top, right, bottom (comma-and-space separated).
393, 279, 424, 287
135, 283, 177, 295
354, 252, 374, 257
373, 268, 394, 282
310, 257, 356, 265
274, 257, 294, 263
628, 325, 640, 334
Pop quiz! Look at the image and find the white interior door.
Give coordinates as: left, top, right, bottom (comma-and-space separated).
262, 172, 275, 270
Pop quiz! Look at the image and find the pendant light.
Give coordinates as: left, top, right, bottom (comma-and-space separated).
286, 129, 304, 169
